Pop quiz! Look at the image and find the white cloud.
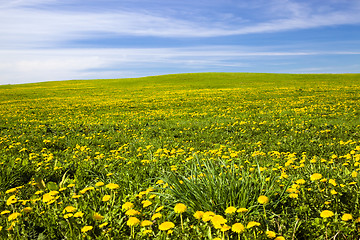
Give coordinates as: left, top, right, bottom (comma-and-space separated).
1, 47, 359, 84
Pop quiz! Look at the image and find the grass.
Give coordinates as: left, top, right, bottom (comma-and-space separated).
0, 72, 360, 239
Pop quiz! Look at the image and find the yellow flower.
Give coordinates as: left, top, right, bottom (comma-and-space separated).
8, 212, 21, 221
221, 224, 231, 232
320, 210, 334, 218
310, 173, 322, 181
5, 188, 17, 194
193, 211, 204, 220
63, 206, 76, 213
156, 206, 164, 212
202, 211, 215, 222
72, 195, 81, 199
74, 211, 84, 218
237, 208, 248, 213
174, 203, 187, 213
352, 171, 358, 178
341, 213, 353, 221
95, 182, 104, 187
328, 179, 337, 186
99, 222, 108, 228
225, 206, 237, 214
122, 202, 134, 211
211, 215, 227, 229
127, 217, 140, 227
102, 195, 111, 202
247, 221, 260, 228
1, 210, 10, 215
266, 230, 277, 238
231, 223, 245, 233
289, 193, 298, 199
64, 213, 73, 219
105, 183, 119, 190
141, 220, 153, 227
142, 200, 152, 208
93, 212, 104, 221
274, 236, 285, 240
331, 189, 338, 195
151, 213, 162, 220
295, 179, 306, 185
159, 221, 175, 231
6, 195, 17, 205
125, 209, 140, 216
258, 195, 269, 204
81, 226, 93, 233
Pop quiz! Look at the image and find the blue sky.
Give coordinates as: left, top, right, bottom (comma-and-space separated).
1, 0, 360, 84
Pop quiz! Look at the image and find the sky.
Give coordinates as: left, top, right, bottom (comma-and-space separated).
1, 0, 360, 85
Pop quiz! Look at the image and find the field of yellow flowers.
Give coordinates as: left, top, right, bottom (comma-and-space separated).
1, 73, 360, 239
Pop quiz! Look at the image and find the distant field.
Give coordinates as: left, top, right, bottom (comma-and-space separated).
1, 73, 360, 239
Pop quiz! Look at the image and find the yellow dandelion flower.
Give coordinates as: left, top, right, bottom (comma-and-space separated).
341, 213, 353, 221
152, 213, 162, 220
95, 182, 104, 187
211, 215, 227, 229
93, 212, 104, 221
81, 226, 93, 233
331, 189, 338, 195
8, 212, 21, 221
274, 236, 285, 240
64, 213, 73, 219
122, 202, 134, 211
73, 211, 84, 218
295, 179, 306, 185
231, 223, 245, 233
142, 200, 152, 208
127, 217, 140, 227
258, 195, 269, 204
159, 221, 175, 231
310, 173, 322, 181
5, 188, 17, 194
125, 209, 140, 216
247, 221, 260, 228
320, 210, 334, 218
105, 183, 119, 190
221, 224, 231, 232
99, 222, 108, 228
352, 171, 358, 178
202, 211, 215, 222
102, 195, 111, 202
193, 211, 204, 220
237, 208, 248, 213
174, 203, 187, 213
225, 206, 237, 214
328, 179, 337, 186
289, 193, 298, 199
63, 206, 76, 213
22, 207, 32, 213
6, 195, 17, 205
266, 230, 277, 238
155, 206, 164, 212
1, 210, 11, 215
141, 220, 153, 227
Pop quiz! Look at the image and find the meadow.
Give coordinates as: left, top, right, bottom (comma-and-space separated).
0, 72, 360, 239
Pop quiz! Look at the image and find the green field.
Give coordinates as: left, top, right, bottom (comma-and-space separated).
1, 73, 360, 239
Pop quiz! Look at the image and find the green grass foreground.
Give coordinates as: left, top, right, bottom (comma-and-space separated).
0, 72, 360, 239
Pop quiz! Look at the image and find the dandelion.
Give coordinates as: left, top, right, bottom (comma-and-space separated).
81, 226, 93, 233
202, 211, 215, 222
211, 215, 227, 229
174, 203, 187, 213
266, 230, 277, 238
122, 202, 134, 211
63, 206, 76, 213
6, 195, 17, 205
141, 220, 153, 227
221, 224, 231, 232
232, 222, 245, 233
93, 212, 104, 221
247, 221, 260, 228
102, 195, 111, 202
64, 213, 73, 219
352, 171, 358, 178
159, 221, 175, 231
95, 182, 105, 187
274, 236, 285, 240
193, 211, 204, 220
142, 200, 152, 208
8, 212, 21, 221
73, 211, 84, 218
341, 213, 353, 221
310, 173, 322, 181
99, 222, 108, 228
225, 206, 237, 214
289, 193, 298, 199
156, 206, 164, 212
106, 183, 119, 190
1, 210, 10, 215
152, 213, 162, 220
125, 209, 140, 216
295, 179, 306, 185
127, 217, 140, 227
320, 210, 334, 218
237, 208, 248, 213
5, 188, 17, 194
258, 195, 269, 204
328, 179, 337, 186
